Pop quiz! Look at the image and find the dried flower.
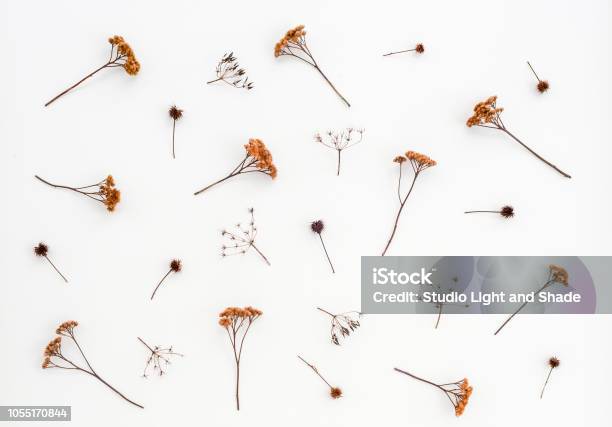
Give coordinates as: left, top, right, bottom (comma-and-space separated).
42, 321, 143, 408
465, 205, 514, 218
150, 259, 182, 300
194, 138, 277, 195
417, 277, 470, 329
527, 61, 550, 93
494, 264, 569, 335
540, 357, 560, 398
314, 128, 364, 175
168, 105, 183, 159
395, 368, 472, 416
34, 242, 68, 283
138, 337, 183, 377
298, 355, 342, 399
310, 220, 335, 273
381, 150, 436, 255
218, 306, 262, 410
221, 208, 270, 266
45, 35, 139, 107
206, 52, 254, 90
466, 96, 570, 178
383, 43, 425, 56
317, 307, 360, 345
275, 25, 350, 107
35, 174, 120, 212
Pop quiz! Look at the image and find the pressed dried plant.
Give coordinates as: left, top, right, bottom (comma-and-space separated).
297, 355, 342, 399
274, 25, 350, 107
137, 337, 183, 377
218, 306, 262, 410
540, 357, 560, 399
194, 138, 277, 195
383, 43, 425, 56
221, 208, 270, 266
465, 205, 514, 218
42, 321, 143, 408
418, 276, 470, 329
168, 105, 183, 159
206, 52, 254, 90
381, 151, 436, 256
317, 307, 360, 345
45, 35, 140, 107
466, 96, 570, 178
150, 259, 182, 300
494, 264, 569, 335
314, 128, 364, 175
35, 174, 120, 212
310, 220, 335, 273
395, 368, 473, 417
34, 242, 68, 283
527, 61, 550, 93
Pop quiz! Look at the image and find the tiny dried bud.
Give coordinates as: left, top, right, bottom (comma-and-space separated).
500, 205, 514, 218
311, 220, 324, 234
537, 80, 550, 93
330, 387, 343, 399
415, 43, 425, 53
170, 259, 182, 272
34, 242, 48, 256
169, 105, 183, 120
548, 357, 560, 368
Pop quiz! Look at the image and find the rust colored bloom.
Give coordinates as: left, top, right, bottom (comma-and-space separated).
298, 355, 343, 399
541, 357, 560, 398
35, 174, 120, 212
330, 387, 343, 399
527, 61, 550, 93
150, 259, 182, 300
383, 43, 425, 56
465, 205, 514, 218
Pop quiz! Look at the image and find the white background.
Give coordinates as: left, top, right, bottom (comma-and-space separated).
1, 0, 611, 426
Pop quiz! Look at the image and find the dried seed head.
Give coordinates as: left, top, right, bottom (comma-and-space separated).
170, 259, 182, 272
415, 43, 425, 53
549, 265, 569, 286
34, 242, 49, 256
169, 105, 183, 120
537, 80, 550, 93
108, 35, 140, 75
548, 357, 560, 368
466, 95, 503, 127
274, 25, 306, 57
311, 220, 324, 234
393, 156, 406, 164
244, 138, 277, 178
330, 387, 343, 399
500, 205, 514, 218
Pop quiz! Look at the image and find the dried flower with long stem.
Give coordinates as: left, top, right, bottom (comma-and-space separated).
540, 357, 560, 399
168, 105, 183, 159
42, 321, 143, 409
194, 138, 277, 195
137, 337, 183, 377
418, 276, 470, 329
34, 243, 68, 283
381, 151, 436, 256
297, 355, 342, 399
274, 25, 350, 107
218, 306, 262, 410
45, 35, 140, 107
383, 43, 425, 56
395, 368, 472, 416
314, 128, 364, 175
150, 259, 182, 300
310, 220, 335, 273
316, 307, 360, 345
221, 208, 270, 266
465, 205, 514, 218
466, 96, 570, 178
527, 61, 550, 93
494, 264, 569, 335
206, 52, 254, 90
35, 174, 120, 212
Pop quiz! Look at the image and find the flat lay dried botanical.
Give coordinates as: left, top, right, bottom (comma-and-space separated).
314, 128, 364, 176
298, 355, 342, 399
138, 337, 183, 377
317, 307, 360, 345
221, 208, 270, 266
34, 242, 68, 283
35, 174, 120, 212
465, 205, 514, 218
310, 220, 335, 273
383, 43, 425, 56
206, 52, 254, 90
527, 61, 550, 93
540, 357, 560, 399
150, 259, 182, 300
168, 105, 183, 159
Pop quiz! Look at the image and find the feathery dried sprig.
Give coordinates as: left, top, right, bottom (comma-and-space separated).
527, 61, 550, 93
310, 220, 335, 273
150, 259, 182, 300
42, 321, 143, 408
417, 276, 470, 329
317, 307, 360, 345
540, 357, 560, 399
494, 264, 569, 335
314, 128, 364, 175
297, 355, 342, 399
168, 105, 183, 159
194, 138, 277, 195
45, 35, 139, 107
383, 43, 425, 56
35, 174, 120, 212
465, 205, 514, 218
381, 151, 437, 255
274, 25, 350, 107
138, 337, 183, 377
207, 52, 254, 90
218, 306, 263, 410
466, 96, 570, 178
34, 242, 68, 283
395, 368, 472, 416
221, 208, 270, 266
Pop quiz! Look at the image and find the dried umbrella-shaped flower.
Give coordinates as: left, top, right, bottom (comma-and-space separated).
168, 105, 183, 159
34, 242, 68, 283
466, 96, 570, 178
45, 35, 140, 107
314, 128, 364, 176
317, 307, 360, 345
150, 259, 182, 300
383, 43, 425, 56
221, 208, 270, 266
42, 321, 143, 408
494, 264, 569, 335
395, 368, 473, 417
527, 61, 550, 93
137, 337, 183, 377
310, 220, 335, 273
297, 355, 342, 399
540, 357, 560, 399
194, 139, 277, 195
465, 205, 514, 218
418, 276, 470, 329
381, 152, 436, 256
35, 174, 120, 212
274, 25, 350, 107
218, 306, 262, 410
206, 52, 254, 90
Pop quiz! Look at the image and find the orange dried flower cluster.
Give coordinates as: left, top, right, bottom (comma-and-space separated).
330, 387, 343, 399
42, 337, 62, 368
56, 320, 78, 335
100, 175, 121, 212
274, 25, 306, 57
549, 264, 569, 286
108, 35, 140, 75
393, 155, 406, 164
245, 139, 277, 178
405, 151, 437, 168
466, 96, 504, 127
454, 378, 473, 416
218, 306, 263, 327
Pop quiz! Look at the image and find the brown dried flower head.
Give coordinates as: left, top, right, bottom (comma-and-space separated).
549, 357, 560, 368
245, 139, 277, 178
330, 387, 343, 399
169, 105, 183, 121
170, 259, 182, 272
274, 25, 306, 57
405, 151, 437, 170
393, 155, 406, 164
311, 220, 324, 234
108, 35, 140, 75
34, 242, 49, 256
415, 43, 425, 53
100, 175, 121, 212
500, 205, 514, 218
549, 264, 569, 286
466, 96, 504, 127
43, 336, 62, 358
455, 378, 473, 417
537, 80, 550, 93
218, 306, 263, 327
56, 320, 79, 336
